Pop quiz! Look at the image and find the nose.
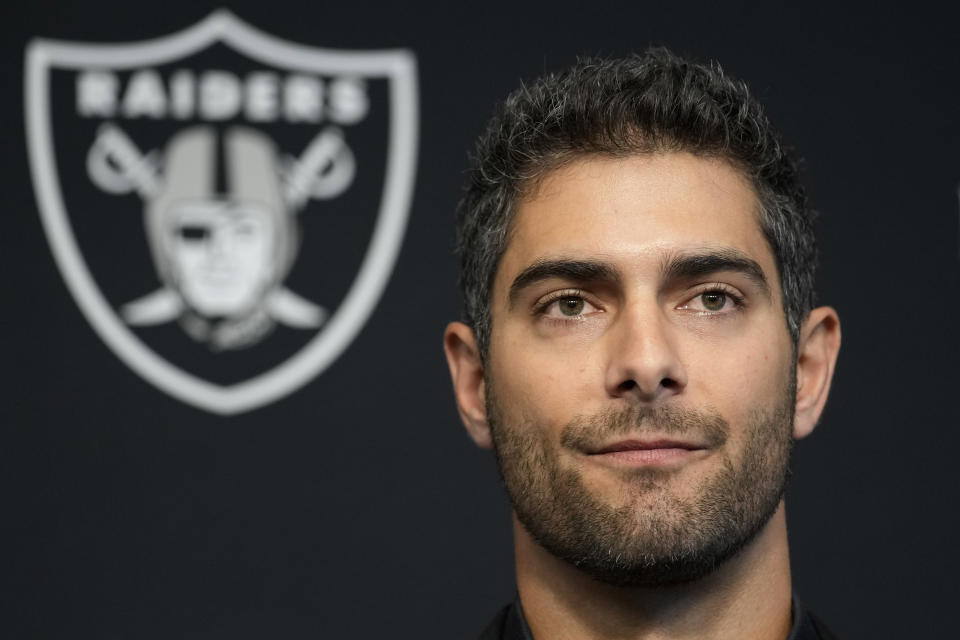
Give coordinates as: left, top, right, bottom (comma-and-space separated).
207, 224, 232, 260
604, 302, 687, 403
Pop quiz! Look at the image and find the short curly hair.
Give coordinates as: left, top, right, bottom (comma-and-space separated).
455, 48, 816, 360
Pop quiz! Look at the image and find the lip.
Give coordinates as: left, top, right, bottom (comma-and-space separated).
585, 438, 709, 468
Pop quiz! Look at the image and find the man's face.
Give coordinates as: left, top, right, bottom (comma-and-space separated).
485, 152, 797, 586
164, 200, 276, 318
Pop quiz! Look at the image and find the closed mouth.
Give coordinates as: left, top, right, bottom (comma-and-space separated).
588, 439, 705, 455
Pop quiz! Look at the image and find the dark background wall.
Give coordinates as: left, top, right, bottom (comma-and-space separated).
3, 2, 959, 638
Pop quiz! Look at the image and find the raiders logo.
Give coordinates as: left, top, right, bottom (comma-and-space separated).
25, 11, 418, 414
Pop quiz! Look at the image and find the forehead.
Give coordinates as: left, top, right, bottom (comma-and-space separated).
171, 201, 272, 225
496, 153, 778, 290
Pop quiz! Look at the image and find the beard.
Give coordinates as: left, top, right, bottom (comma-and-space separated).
486, 375, 795, 588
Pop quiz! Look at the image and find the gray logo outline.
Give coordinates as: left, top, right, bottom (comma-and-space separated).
25, 10, 418, 414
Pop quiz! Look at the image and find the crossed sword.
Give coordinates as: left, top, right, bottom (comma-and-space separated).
87, 123, 356, 329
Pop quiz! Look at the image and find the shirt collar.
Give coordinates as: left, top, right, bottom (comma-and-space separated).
505, 592, 818, 640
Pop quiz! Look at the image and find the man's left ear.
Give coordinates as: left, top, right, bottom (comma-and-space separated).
793, 306, 841, 439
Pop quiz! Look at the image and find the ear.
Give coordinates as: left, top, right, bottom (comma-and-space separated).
793, 306, 842, 439
443, 322, 493, 449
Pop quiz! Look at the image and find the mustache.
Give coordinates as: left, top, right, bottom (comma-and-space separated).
560, 405, 729, 452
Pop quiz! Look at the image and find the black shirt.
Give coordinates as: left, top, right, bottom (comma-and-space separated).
479, 594, 838, 640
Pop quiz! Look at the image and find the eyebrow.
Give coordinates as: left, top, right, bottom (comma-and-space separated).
661, 249, 772, 298
507, 249, 772, 307
508, 259, 621, 307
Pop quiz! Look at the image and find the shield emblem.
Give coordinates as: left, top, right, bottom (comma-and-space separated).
25, 11, 418, 414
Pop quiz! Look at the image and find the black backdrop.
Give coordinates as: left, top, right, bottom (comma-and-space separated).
3, 2, 959, 638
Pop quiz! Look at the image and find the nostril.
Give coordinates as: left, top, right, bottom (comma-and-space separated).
613, 377, 683, 397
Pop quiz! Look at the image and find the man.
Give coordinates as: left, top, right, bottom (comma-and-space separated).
444, 49, 842, 640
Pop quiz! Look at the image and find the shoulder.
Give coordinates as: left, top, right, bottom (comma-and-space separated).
478, 600, 532, 640
807, 611, 840, 640
793, 604, 840, 640
477, 604, 510, 640
790, 595, 841, 640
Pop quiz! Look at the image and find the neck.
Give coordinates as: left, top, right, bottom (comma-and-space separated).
515, 502, 793, 640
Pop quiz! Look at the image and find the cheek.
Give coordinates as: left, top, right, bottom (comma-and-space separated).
490, 329, 603, 425
683, 333, 793, 432
709, 348, 782, 387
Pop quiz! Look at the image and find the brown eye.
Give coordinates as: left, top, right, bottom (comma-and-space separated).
701, 292, 726, 311
558, 297, 585, 316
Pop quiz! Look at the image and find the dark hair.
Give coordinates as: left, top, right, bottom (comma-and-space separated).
455, 48, 816, 360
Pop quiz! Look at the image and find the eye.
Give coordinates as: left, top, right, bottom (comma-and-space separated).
556, 297, 586, 316
177, 225, 210, 242
233, 222, 257, 236
537, 291, 599, 319
700, 291, 727, 311
680, 285, 745, 315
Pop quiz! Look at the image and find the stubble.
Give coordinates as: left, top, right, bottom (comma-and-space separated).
486, 376, 796, 587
